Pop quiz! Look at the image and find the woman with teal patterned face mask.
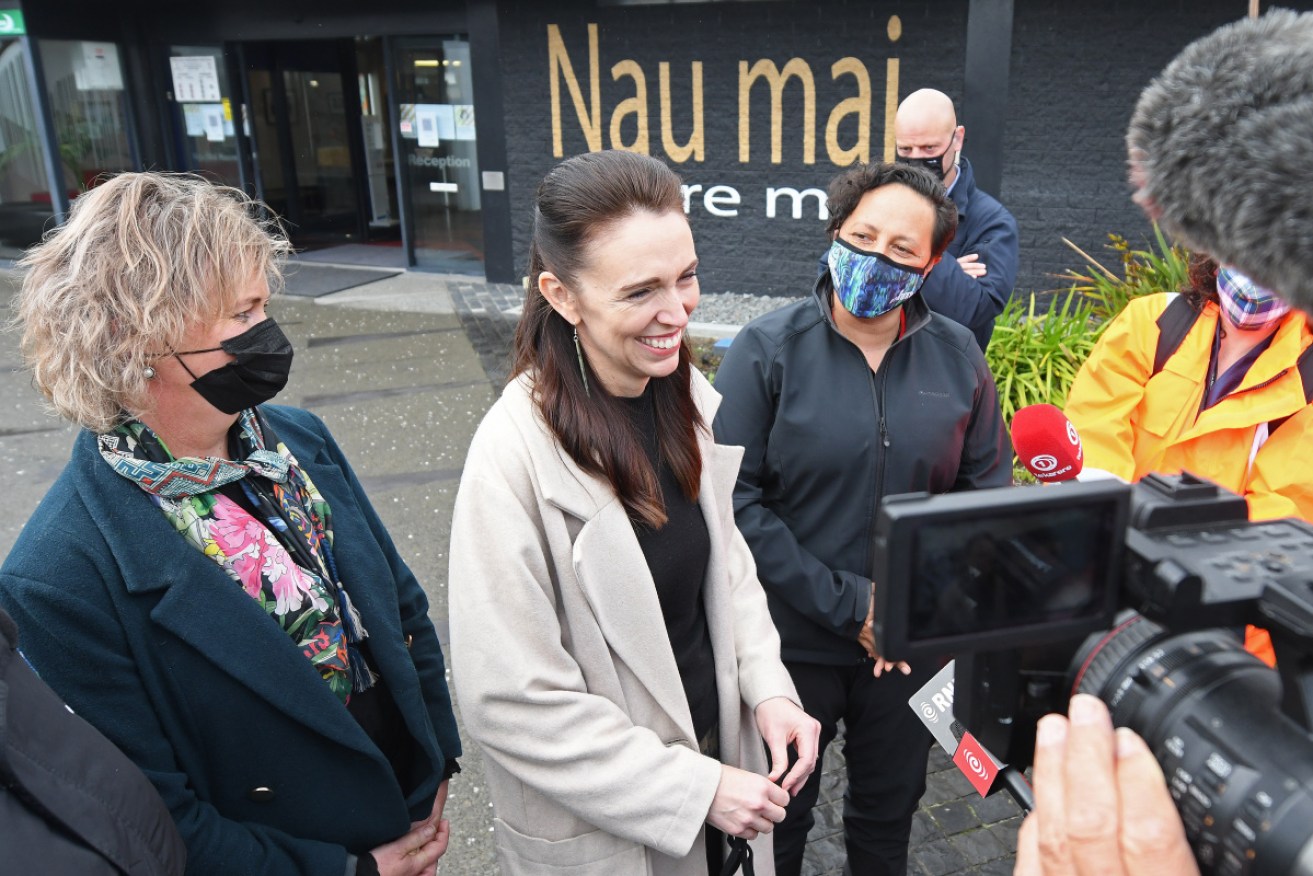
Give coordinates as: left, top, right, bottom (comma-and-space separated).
712, 162, 1010, 876
814, 167, 956, 377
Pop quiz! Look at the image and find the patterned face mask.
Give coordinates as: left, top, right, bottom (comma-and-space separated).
1216, 265, 1291, 331
826, 237, 929, 319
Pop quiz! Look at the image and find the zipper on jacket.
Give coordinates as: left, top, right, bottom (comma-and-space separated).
863, 365, 893, 585
1193, 367, 1293, 425
818, 281, 928, 625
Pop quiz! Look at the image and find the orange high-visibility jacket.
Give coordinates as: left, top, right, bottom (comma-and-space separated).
1065, 293, 1313, 666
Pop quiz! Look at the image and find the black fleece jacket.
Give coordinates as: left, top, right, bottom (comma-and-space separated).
712, 278, 1010, 665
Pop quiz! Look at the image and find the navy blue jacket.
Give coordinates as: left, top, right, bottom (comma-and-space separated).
712, 281, 1010, 665
817, 157, 1019, 351
925, 157, 1019, 351
0, 406, 461, 876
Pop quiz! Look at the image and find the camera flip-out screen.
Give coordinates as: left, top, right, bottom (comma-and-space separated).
872, 480, 1131, 661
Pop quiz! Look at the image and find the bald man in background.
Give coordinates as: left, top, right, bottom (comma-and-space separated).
895, 88, 1019, 351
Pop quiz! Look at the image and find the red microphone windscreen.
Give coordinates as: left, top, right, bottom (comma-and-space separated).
1010, 404, 1084, 481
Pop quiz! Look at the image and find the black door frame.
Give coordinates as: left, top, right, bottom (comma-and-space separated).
381, 35, 414, 267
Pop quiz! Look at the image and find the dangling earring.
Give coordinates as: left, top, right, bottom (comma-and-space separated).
573, 327, 590, 397
143, 366, 156, 380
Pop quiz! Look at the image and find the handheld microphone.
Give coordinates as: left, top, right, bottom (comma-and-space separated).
1010, 404, 1083, 482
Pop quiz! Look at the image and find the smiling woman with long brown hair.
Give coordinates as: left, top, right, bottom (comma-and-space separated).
448, 149, 818, 876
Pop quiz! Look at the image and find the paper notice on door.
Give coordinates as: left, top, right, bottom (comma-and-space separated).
415, 105, 441, 148
75, 42, 124, 91
182, 104, 205, 137
453, 104, 476, 141
170, 55, 222, 103
433, 104, 456, 142
202, 104, 226, 142
398, 103, 416, 138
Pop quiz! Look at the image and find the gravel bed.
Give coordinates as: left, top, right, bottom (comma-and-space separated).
692, 292, 804, 327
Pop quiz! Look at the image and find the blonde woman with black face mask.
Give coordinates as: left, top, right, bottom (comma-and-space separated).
2, 172, 460, 876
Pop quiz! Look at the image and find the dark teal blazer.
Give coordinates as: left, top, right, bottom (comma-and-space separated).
0, 406, 460, 876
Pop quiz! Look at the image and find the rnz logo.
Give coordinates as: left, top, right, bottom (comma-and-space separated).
918, 678, 954, 725
962, 749, 989, 781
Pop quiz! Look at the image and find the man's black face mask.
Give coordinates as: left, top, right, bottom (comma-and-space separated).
896, 134, 957, 182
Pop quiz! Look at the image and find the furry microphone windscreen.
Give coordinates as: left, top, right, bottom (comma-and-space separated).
1127, 10, 1313, 315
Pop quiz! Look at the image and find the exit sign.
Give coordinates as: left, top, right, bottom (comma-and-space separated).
0, 10, 25, 35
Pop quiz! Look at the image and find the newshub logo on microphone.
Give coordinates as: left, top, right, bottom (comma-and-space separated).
1010, 404, 1084, 482
1028, 454, 1060, 475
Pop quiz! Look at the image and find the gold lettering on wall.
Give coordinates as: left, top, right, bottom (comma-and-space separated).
825, 58, 871, 166
659, 62, 704, 162
549, 23, 602, 156
609, 60, 649, 153
884, 58, 900, 162
738, 59, 816, 164
884, 16, 902, 162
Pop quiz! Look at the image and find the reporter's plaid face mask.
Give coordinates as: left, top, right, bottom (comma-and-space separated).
1217, 265, 1291, 331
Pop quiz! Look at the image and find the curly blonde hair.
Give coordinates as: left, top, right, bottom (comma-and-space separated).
12, 173, 292, 432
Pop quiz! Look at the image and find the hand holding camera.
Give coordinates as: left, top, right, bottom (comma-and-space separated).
1015, 695, 1199, 876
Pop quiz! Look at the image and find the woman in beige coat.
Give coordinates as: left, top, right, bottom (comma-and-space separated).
448, 150, 819, 875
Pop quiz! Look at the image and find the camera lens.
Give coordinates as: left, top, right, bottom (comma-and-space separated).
1064, 612, 1313, 875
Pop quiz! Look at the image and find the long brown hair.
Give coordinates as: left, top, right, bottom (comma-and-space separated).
512, 150, 702, 528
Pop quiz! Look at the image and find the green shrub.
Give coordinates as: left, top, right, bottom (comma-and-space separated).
985, 290, 1104, 425
986, 225, 1192, 482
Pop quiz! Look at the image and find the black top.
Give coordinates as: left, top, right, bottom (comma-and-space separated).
1, 608, 187, 876
712, 284, 1011, 665
618, 387, 718, 742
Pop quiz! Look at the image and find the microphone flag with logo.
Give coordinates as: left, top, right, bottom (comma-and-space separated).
910, 661, 1007, 797
1010, 404, 1084, 482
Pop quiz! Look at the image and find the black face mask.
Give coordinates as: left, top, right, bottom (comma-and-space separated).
173, 318, 294, 414
896, 135, 958, 182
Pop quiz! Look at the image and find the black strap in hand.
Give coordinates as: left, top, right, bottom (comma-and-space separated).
720, 835, 754, 876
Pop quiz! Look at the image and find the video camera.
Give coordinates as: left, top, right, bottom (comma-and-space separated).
872, 472, 1313, 876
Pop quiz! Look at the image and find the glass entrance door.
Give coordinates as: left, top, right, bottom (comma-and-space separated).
391, 37, 482, 273
245, 40, 363, 243
165, 45, 242, 188
0, 38, 54, 258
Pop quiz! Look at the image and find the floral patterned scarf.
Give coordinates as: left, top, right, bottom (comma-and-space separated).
98, 410, 374, 702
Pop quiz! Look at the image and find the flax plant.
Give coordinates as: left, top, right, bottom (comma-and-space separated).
1061, 224, 1191, 322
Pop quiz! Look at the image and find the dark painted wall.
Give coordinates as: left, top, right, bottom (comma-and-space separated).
497, 0, 1312, 299
1000, 0, 1267, 293
500, 0, 959, 297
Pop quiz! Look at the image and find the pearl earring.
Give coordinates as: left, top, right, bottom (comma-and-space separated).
144, 366, 156, 380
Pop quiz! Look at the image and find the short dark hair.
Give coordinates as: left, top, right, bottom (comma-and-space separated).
824, 162, 958, 259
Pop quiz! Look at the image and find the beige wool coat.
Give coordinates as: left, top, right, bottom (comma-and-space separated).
449, 370, 799, 876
